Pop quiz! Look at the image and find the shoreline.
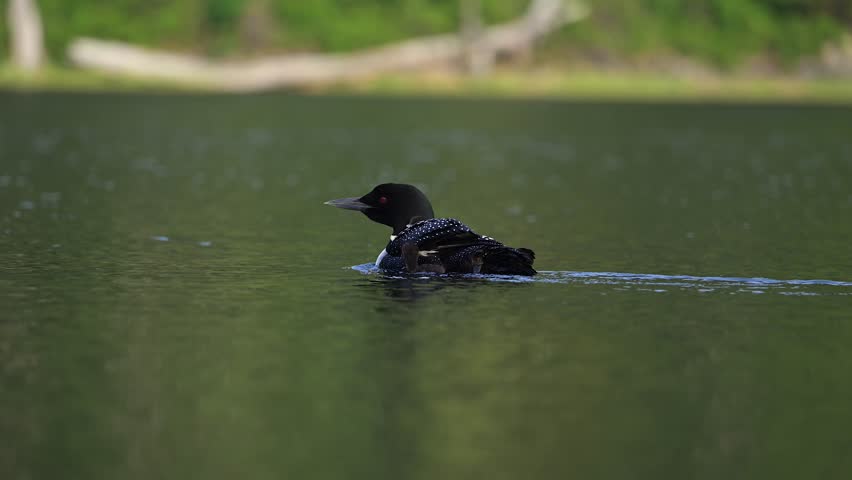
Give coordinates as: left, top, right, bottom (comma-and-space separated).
3, 66, 852, 104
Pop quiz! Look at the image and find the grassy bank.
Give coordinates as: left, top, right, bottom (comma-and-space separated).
3, 65, 852, 104
340, 70, 852, 103
0, 65, 211, 92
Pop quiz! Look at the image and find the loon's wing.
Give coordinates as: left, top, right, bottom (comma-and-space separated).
386, 218, 536, 275
449, 244, 536, 275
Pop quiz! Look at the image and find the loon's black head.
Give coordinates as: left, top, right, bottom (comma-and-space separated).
325, 183, 435, 234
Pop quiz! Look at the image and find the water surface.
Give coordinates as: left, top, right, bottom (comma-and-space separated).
1, 93, 851, 479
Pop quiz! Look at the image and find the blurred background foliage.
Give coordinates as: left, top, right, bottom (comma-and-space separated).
0, 0, 850, 67
562, 0, 850, 67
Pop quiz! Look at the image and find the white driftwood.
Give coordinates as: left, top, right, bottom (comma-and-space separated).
7, 0, 45, 71
68, 0, 588, 91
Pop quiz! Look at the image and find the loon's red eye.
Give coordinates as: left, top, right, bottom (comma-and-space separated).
378, 196, 388, 205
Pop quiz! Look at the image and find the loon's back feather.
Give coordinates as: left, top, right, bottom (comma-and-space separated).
382, 218, 536, 276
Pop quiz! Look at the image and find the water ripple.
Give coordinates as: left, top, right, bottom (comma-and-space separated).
351, 264, 852, 296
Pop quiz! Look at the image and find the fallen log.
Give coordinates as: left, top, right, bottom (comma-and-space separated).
67, 0, 588, 91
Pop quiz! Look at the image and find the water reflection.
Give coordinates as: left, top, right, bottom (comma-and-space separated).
356, 268, 535, 303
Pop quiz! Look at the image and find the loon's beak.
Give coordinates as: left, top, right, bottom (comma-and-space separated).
324, 197, 371, 212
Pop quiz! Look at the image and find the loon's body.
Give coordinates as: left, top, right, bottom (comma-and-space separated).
326, 184, 536, 276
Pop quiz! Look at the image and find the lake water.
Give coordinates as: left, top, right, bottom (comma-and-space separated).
1, 93, 851, 479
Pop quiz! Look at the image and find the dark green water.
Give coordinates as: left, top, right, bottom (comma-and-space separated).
1, 93, 851, 480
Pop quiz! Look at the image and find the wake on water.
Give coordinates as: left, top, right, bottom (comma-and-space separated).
352, 264, 852, 296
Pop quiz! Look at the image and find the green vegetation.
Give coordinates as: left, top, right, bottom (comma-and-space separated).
559, 0, 850, 67
0, 0, 529, 58
0, 64, 211, 91
341, 70, 852, 103
1, 1, 850, 67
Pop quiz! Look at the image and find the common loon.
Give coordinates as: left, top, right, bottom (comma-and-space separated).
325, 183, 536, 276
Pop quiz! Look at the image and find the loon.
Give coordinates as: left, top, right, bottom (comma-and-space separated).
325, 183, 536, 276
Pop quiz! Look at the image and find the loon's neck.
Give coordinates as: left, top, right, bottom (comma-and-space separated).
391, 214, 432, 235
